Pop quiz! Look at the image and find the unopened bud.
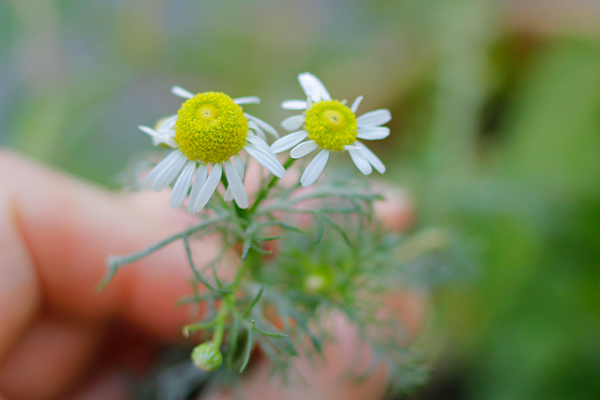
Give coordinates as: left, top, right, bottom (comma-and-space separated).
304, 273, 327, 293
191, 342, 223, 371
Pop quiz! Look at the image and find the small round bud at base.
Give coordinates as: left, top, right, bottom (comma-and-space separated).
304, 274, 327, 293
191, 342, 223, 371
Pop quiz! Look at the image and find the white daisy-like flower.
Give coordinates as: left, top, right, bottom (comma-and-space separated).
139, 114, 178, 148
271, 72, 389, 187
142, 86, 285, 213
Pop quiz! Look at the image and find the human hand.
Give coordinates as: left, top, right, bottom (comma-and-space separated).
0, 150, 424, 400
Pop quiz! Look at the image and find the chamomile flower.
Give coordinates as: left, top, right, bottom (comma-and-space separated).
271, 72, 389, 187
139, 114, 178, 148
142, 87, 285, 213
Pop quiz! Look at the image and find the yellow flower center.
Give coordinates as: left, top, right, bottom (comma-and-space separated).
304, 100, 357, 151
175, 92, 248, 163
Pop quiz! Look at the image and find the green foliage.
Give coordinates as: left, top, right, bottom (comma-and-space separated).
411, 31, 600, 400
100, 167, 458, 396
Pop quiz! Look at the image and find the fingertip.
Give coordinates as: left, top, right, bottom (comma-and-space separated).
0, 153, 215, 341
374, 186, 415, 232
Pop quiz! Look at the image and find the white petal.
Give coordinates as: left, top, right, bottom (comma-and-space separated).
193, 164, 222, 212
355, 141, 386, 174
270, 130, 308, 154
224, 155, 245, 201
141, 124, 177, 147
163, 137, 178, 148
139, 125, 161, 145
244, 143, 285, 178
172, 86, 195, 99
281, 100, 307, 110
152, 151, 188, 192
356, 127, 390, 140
351, 96, 363, 113
146, 150, 183, 183
290, 140, 318, 159
158, 114, 178, 130
170, 161, 196, 209
356, 109, 392, 128
298, 72, 331, 103
281, 115, 305, 131
300, 149, 330, 187
158, 137, 177, 148
306, 95, 313, 110
224, 161, 248, 208
234, 154, 245, 178
246, 132, 273, 153
188, 164, 208, 213
234, 96, 260, 105
248, 121, 266, 141
347, 147, 372, 175
139, 125, 156, 136
244, 113, 278, 139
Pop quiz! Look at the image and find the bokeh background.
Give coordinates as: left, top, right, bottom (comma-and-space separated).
1, 0, 600, 399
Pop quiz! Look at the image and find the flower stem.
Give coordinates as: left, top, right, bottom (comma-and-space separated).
211, 256, 250, 346
212, 301, 229, 347
246, 157, 296, 216
97, 214, 228, 291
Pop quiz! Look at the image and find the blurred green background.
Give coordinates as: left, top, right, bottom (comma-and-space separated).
1, 0, 599, 398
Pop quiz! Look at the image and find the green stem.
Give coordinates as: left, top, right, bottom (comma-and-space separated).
97, 214, 229, 291
211, 257, 250, 346
212, 301, 229, 347
246, 157, 296, 216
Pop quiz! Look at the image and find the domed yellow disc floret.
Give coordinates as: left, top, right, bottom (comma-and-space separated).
304, 100, 357, 152
175, 92, 248, 163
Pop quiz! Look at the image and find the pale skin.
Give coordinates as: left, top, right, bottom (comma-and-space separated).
0, 150, 423, 400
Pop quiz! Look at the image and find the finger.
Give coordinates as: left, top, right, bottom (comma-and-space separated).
384, 289, 429, 342
206, 313, 387, 400
203, 293, 425, 400
372, 185, 414, 231
0, 194, 41, 362
226, 295, 425, 400
0, 317, 102, 400
64, 370, 129, 400
0, 315, 164, 400
0, 150, 219, 350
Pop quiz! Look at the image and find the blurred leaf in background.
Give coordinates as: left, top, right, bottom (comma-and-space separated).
0, 0, 424, 186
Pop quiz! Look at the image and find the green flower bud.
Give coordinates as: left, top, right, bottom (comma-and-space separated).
304, 273, 327, 293
303, 268, 332, 293
191, 342, 223, 371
